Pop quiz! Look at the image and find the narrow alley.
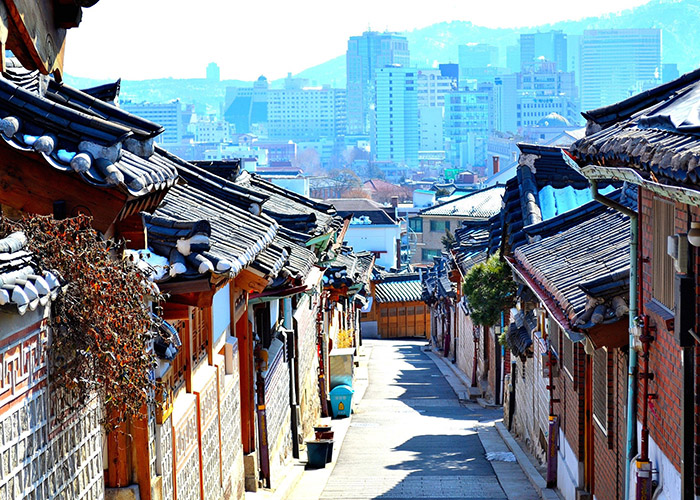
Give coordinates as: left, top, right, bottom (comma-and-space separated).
295, 339, 540, 500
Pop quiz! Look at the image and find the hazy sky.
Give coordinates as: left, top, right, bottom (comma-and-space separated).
66, 0, 652, 81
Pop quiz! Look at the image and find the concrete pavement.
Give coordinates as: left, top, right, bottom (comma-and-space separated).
290, 338, 539, 500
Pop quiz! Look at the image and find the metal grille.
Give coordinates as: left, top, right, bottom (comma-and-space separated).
652, 197, 675, 308
593, 347, 608, 434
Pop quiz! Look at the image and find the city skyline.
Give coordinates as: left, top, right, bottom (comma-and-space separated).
67, 0, 652, 81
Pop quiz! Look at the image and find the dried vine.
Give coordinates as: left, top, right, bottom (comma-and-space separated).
0, 214, 159, 425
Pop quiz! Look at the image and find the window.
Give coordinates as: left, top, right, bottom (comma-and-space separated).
593, 348, 610, 435
422, 249, 441, 261
430, 220, 450, 232
652, 198, 675, 308
409, 217, 423, 233
561, 332, 573, 381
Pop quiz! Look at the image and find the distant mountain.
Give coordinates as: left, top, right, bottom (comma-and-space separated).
63, 75, 253, 115
297, 0, 700, 88
66, 0, 700, 108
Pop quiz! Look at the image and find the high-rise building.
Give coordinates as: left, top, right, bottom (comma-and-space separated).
520, 31, 567, 72
419, 107, 443, 151
417, 69, 453, 108
121, 100, 184, 145
206, 62, 220, 82
517, 61, 579, 128
223, 76, 269, 134
580, 29, 661, 111
372, 66, 419, 166
444, 84, 493, 167
458, 44, 499, 87
662, 63, 680, 83
267, 86, 346, 143
346, 31, 410, 135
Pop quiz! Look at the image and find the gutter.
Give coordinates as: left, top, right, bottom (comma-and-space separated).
589, 179, 639, 500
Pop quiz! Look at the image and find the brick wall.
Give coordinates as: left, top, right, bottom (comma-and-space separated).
295, 296, 321, 440
219, 346, 244, 500
263, 344, 292, 486
511, 333, 549, 463
0, 312, 104, 500
456, 305, 476, 381
639, 189, 687, 474
173, 392, 201, 500
592, 348, 627, 500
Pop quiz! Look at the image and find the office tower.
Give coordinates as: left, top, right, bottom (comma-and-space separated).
372, 66, 419, 166
438, 63, 459, 84
417, 69, 453, 108
567, 35, 582, 90
517, 61, 579, 128
121, 100, 184, 145
506, 45, 520, 74
520, 30, 567, 72
206, 62, 220, 82
444, 84, 493, 167
458, 44, 499, 86
662, 63, 679, 83
267, 86, 346, 142
346, 31, 410, 135
223, 76, 269, 134
580, 29, 661, 111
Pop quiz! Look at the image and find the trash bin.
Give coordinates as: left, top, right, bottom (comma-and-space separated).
330, 384, 354, 418
306, 440, 332, 468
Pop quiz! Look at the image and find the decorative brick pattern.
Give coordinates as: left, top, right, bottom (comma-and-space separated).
263, 348, 292, 484
156, 417, 174, 500
294, 298, 321, 439
174, 397, 201, 500
199, 378, 221, 500
0, 322, 103, 500
219, 348, 243, 500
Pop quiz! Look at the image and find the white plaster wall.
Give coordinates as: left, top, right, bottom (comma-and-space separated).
345, 225, 400, 270
557, 427, 580, 500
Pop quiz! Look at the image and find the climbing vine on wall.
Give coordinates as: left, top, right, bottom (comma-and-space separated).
1, 214, 159, 426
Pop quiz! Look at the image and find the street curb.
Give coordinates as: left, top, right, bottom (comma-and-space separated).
495, 422, 562, 500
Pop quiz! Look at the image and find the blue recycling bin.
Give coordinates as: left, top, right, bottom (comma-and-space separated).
330, 384, 354, 418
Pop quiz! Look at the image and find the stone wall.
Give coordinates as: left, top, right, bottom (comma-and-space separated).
294, 297, 320, 440
0, 310, 104, 500
219, 346, 244, 500
172, 392, 201, 500
263, 346, 292, 487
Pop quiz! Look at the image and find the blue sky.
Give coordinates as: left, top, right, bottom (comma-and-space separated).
66, 0, 652, 81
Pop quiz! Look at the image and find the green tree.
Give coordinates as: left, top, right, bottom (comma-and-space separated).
462, 255, 517, 327
441, 228, 456, 251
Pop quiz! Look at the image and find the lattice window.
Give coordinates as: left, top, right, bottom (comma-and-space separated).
170, 320, 188, 391
593, 347, 609, 435
652, 197, 675, 309
561, 331, 573, 381
191, 307, 208, 367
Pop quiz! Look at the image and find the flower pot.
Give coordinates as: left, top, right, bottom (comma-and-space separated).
313, 425, 332, 434
306, 440, 332, 469
325, 439, 335, 463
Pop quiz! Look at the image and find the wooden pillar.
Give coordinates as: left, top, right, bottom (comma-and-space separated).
132, 407, 153, 500
235, 313, 255, 453
105, 416, 131, 488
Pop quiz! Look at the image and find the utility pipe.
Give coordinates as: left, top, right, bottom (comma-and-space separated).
589, 180, 638, 500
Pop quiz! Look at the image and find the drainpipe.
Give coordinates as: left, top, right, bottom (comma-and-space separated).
589, 180, 638, 500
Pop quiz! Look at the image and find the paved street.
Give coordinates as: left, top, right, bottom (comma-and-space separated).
312, 339, 538, 500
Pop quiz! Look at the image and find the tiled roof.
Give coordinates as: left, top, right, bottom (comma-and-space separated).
81, 80, 121, 104
419, 185, 504, 218
374, 273, 423, 303
329, 199, 397, 225
497, 144, 618, 253
325, 250, 374, 289
236, 170, 342, 236
148, 184, 278, 281
513, 207, 630, 323
0, 61, 178, 197
0, 231, 60, 315
572, 69, 700, 189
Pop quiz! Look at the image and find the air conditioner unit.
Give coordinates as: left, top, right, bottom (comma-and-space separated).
667, 234, 689, 274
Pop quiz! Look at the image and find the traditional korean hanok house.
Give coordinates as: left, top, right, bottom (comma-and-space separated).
368, 272, 429, 339
505, 184, 636, 500
422, 254, 456, 355
0, 232, 94, 499
0, 62, 182, 500
450, 222, 493, 399
141, 168, 286, 500
569, 68, 700, 500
